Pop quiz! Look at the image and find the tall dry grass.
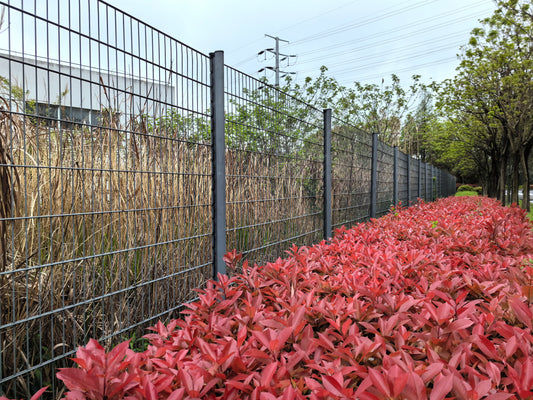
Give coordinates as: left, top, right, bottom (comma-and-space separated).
0, 99, 329, 398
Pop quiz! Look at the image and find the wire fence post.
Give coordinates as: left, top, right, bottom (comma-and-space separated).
210, 50, 226, 279
393, 146, 398, 206
418, 158, 422, 201
323, 109, 332, 240
424, 163, 428, 200
407, 156, 411, 204
370, 132, 378, 218
438, 169, 442, 198
430, 166, 433, 199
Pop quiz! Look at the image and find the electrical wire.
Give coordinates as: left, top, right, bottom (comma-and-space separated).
227, 0, 363, 58
290, 0, 439, 45
273, 0, 364, 35
295, 31, 467, 67
297, 41, 465, 77
295, 2, 488, 58
337, 56, 458, 83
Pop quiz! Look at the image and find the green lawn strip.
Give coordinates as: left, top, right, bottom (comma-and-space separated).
455, 190, 478, 197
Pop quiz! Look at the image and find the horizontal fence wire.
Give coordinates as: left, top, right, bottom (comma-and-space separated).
0, 1, 457, 398
330, 117, 372, 230
224, 66, 324, 267
0, 0, 212, 398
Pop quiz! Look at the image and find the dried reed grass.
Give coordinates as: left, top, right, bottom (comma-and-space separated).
0, 102, 334, 398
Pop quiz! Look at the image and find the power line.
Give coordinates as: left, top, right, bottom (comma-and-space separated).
296, 31, 467, 67
227, 0, 364, 57
336, 56, 458, 84
298, 41, 465, 77
273, 0, 364, 35
290, 0, 439, 45
295, 2, 488, 58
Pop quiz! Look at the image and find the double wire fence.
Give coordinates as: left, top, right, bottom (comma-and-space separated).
0, 0, 456, 398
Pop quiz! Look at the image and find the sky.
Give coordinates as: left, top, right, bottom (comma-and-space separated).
105, 0, 498, 88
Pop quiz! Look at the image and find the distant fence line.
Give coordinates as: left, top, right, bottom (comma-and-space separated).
0, 1, 456, 398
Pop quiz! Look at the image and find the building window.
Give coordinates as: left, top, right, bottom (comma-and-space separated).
27, 102, 101, 128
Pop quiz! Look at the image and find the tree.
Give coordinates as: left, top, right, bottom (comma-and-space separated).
436, 0, 533, 208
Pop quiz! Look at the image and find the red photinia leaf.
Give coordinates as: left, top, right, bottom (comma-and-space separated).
368, 368, 391, 398
520, 357, 533, 393
475, 334, 500, 360
56, 368, 103, 395
166, 388, 186, 400
443, 318, 474, 334
430, 372, 453, 400
421, 363, 444, 383
27, 387, 48, 400
484, 393, 514, 400
141, 379, 158, 400
509, 296, 533, 330
322, 374, 347, 397
259, 393, 278, 400
261, 362, 278, 388
106, 340, 130, 372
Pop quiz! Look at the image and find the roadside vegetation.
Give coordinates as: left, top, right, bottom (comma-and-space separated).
8, 196, 533, 399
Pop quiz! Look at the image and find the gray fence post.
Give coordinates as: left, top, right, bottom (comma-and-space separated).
323, 109, 332, 240
393, 146, 398, 206
424, 163, 428, 200
418, 159, 422, 201
439, 169, 442, 198
407, 156, 411, 205
370, 132, 378, 218
210, 51, 226, 279
431, 165, 437, 201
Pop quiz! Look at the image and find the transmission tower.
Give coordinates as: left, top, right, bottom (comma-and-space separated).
258, 34, 296, 87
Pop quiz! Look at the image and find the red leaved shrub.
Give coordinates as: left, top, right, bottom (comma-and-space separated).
16, 197, 533, 399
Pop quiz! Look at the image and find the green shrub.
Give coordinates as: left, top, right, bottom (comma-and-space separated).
473, 186, 483, 195
457, 184, 474, 192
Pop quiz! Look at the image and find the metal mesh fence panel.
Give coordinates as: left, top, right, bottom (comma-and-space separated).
409, 158, 420, 204
443, 171, 457, 197
398, 151, 409, 205
331, 118, 372, 230
427, 165, 433, 201
376, 140, 394, 218
224, 67, 324, 267
0, 1, 212, 397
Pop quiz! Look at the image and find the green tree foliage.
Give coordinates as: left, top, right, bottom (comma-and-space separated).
289, 67, 423, 147
434, 0, 533, 207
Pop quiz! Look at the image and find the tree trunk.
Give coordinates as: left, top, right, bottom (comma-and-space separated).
520, 144, 531, 212
511, 154, 520, 205
487, 167, 499, 198
497, 156, 507, 203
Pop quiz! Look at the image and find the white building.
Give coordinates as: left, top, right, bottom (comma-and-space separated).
0, 51, 176, 128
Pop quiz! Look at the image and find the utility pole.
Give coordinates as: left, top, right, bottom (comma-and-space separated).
258, 34, 296, 88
